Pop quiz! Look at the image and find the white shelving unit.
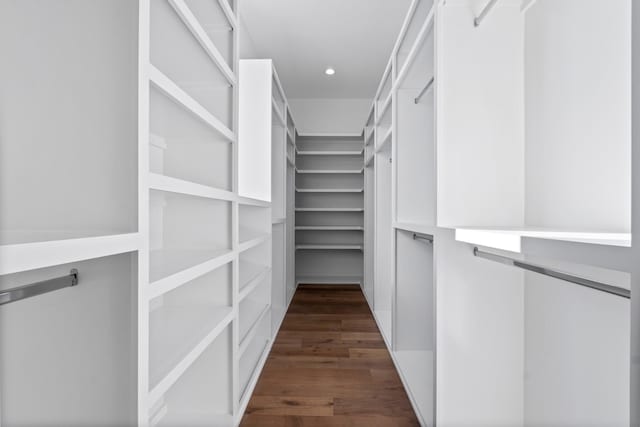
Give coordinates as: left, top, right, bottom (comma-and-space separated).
2, 2, 637, 427
142, 0, 245, 425
363, 107, 376, 307
295, 134, 365, 285
364, 1, 633, 427
237, 58, 297, 417
435, 1, 631, 426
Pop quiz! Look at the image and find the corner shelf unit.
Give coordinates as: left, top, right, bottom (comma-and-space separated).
295, 134, 365, 286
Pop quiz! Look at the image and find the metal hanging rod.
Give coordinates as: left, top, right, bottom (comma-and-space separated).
474, 0, 500, 27
413, 233, 434, 244
414, 77, 435, 104
0, 269, 79, 306
473, 248, 630, 299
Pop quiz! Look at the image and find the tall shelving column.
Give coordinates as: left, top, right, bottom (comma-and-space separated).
294, 134, 365, 285
372, 58, 394, 346
366, 1, 438, 426
140, 0, 246, 425
285, 110, 298, 305
237, 59, 297, 420
436, 1, 631, 426
363, 107, 376, 308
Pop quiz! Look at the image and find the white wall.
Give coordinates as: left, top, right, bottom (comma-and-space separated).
436, 0, 525, 228
522, 2, 632, 425
524, 0, 632, 232
288, 98, 371, 134
238, 60, 272, 201
524, 272, 630, 427
436, 229, 524, 427
238, 14, 258, 59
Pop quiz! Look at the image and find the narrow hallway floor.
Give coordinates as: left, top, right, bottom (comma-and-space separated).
240, 284, 420, 426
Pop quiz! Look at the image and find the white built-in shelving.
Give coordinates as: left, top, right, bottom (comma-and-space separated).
295, 134, 365, 285
2, 2, 636, 427
363, 1, 634, 427
237, 58, 297, 417
143, 0, 243, 425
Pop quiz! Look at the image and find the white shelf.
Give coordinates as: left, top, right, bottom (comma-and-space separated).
295, 226, 364, 231
149, 248, 233, 287
239, 262, 271, 300
365, 129, 375, 146
376, 92, 393, 120
237, 196, 270, 207
149, 65, 234, 143
239, 228, 270, 244
295, 188, 363, 193
149, 305, 233, 391
295, 168, 364, 174
238, 233, 270, 253
295, 244, 363, 251
149, 173, 235, 202
271, 98, 285, 126
375, 128, 393, 153
296, 150, 364, 156
296, 275, 362, 285
216, 0, 238, 30
365, 153, 374, 167
454, 227, 632, 253
238, 335, 270, 404
168, 0, 235, 85
297, 132, 362, 137
148, 306, 233, 405
295, 208, 364, 212
0, 232, 140, 275
239, 301, 270, 347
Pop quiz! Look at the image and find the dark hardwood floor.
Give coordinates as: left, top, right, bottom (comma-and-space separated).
240, 284, 420, 426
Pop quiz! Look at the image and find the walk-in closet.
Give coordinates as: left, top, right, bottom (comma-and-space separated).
1, 0, 639, 426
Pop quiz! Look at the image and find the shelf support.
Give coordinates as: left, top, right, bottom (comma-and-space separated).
474, 0, 500, 27
0, 269, 79, 306
415, 77, 435, 104
413, 233, 434, 244
473, 247, 630, 299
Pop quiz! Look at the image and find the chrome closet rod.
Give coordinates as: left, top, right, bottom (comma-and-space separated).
413, 233, 434, 244
0, 269, 79, 306
473, 247, 630, 299
474, 0, 500, 27
414, 77, 435, 104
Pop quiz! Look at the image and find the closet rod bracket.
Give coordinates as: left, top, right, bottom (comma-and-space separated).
474, 0, 500, 27
413, 233, 434, 244
415, 77, 435, 104
0, 269, 79, 306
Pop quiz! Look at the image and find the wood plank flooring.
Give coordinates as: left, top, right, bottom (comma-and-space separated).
240, 284, 420, 426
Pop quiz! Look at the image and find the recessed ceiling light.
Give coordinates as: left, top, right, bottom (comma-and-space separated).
325, 68, 335, 76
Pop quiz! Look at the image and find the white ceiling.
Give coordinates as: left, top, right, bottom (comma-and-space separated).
239, 0, 412, 99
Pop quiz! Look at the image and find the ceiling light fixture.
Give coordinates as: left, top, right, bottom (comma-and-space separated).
325, 67, 335, 76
